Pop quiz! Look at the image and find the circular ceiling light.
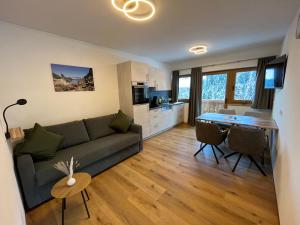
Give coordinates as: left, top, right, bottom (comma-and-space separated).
123, 0, 155, 21
111, 0, 139, 13
189, 45, 208, 55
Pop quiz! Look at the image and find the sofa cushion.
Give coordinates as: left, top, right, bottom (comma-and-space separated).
84, 114, 116, 140
15, 123, 64, 161
24, 121, 90, 150
34, 132, 140, 186
110, 110, 133, 133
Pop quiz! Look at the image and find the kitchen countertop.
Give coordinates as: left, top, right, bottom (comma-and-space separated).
149, 102, 184, 110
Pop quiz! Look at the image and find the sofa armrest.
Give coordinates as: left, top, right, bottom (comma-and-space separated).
129, 123, 143, 151
16, 154, 41, 208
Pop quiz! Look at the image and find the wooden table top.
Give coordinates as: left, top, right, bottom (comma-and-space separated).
197, 113, 279, 130
51, 173, 91, 199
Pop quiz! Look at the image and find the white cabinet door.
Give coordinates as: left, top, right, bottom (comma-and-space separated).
148, 67, 158, 88
131, 62, 149, 82
133, 104, 151, 138
163, 109, 174, 129
150, 108, 175, 135
150, 108, 162, 135
149, 67, 171, 90
156, 70, 168, 90
175, 104, 184, 124
172, 104, 184, 125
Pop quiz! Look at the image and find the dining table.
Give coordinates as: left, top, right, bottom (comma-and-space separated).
196, 113, 279, 130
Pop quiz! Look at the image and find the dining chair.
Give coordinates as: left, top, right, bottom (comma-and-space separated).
225, 126, 267, 176
217, 109, 236, 130
244, 111, 269, 119
194, 121, 228, 164
244, 111, 271, 165
218, 109, 236, 115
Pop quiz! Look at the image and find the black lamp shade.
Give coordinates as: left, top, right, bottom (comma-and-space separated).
17, 99, 27, 105
2, 98, 27, 139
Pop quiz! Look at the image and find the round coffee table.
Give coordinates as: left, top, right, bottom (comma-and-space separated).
51, 172, 91, 225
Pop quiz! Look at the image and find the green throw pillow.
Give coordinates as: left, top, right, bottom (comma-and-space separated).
110, 110, 133, 133
15, 123, 64, 161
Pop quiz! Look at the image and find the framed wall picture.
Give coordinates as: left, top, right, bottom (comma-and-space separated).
297, 13, 300, 39
51, 64, 95, 92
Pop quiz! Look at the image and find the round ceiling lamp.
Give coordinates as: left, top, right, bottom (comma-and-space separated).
112, 0, 156, 22
111, 0, 139, 13
189, 45, 208, 55
123, 0, 155, 21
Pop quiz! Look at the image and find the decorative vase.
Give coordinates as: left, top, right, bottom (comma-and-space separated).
67, 176, 76, 186
53, 156, 80, 187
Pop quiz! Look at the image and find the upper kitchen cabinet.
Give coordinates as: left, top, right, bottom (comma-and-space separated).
157, 69, 171, 90
131, 61, 149, 82
149, 67, 171, 91
149, 67, 171, 90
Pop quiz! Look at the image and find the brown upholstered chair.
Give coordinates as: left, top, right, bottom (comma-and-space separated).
216, 109, 236, 130
225, 126, 267, 176
194, 121, 228, 164
218, 109, 236, 115
244, 111, 270, 119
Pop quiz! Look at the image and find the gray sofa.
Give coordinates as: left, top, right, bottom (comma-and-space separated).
16, 114, 143, 209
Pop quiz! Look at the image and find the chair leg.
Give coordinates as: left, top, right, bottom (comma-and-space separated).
210, 145, 219, 164
214, 145, 224, 155
224, 152, 238, 159
261, 151, 265, 166
248, 155, 267, 176
194, 144, 207, 156
232, 153, 243, 172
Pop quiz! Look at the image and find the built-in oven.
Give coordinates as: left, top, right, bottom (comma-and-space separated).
132, 82, 149, 105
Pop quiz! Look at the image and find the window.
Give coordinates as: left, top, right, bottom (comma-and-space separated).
203, 67, 257, 106
178, 76, 191, 101
234, 70, 256, 101
202, 74, 227, 100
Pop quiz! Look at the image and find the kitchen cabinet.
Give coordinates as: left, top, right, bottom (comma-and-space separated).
149, 67, 171, 90
149, 104, 184, 136
148, 67, 157, 88
133, 104, 151, 138
173, 104, 184, 124
131, 61, 149, 82
155, 69, 170, 90
117, 60, 178, 139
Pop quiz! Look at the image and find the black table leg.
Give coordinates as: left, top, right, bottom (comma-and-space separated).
81, 191, 90, 218
84, 189, 90, 201
62, 198, 66, 225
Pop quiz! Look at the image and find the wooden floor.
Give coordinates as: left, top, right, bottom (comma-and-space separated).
26, 124, 280, 225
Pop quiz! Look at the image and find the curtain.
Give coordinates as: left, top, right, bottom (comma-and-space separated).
252, 56, 276, 109
171, 70, 180, 103
188, 67, 202, 126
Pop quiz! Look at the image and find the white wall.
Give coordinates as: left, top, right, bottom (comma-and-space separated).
272, 8, 300, 225
0, 120, 26, 225
0, 21, 170, 129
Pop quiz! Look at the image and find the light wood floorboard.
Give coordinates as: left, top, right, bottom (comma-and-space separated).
26, 124, 280, 225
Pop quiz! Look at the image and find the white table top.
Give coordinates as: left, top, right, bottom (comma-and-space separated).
197, 113, 278, 130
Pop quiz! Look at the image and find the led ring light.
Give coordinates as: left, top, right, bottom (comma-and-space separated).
123, 0, 156, 21
111, 0, 139, 13
189, 45, 208, 55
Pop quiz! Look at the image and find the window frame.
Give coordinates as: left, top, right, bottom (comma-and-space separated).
203, 67, 257, 107
178, 74, 191, 103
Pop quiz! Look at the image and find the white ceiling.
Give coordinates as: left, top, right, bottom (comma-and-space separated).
0, 0, 299, 63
